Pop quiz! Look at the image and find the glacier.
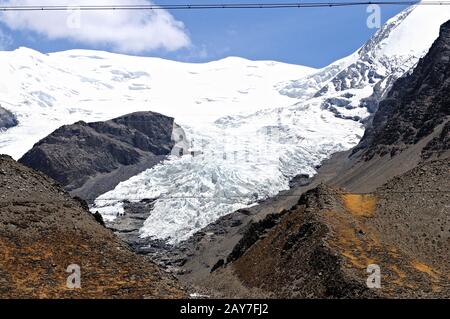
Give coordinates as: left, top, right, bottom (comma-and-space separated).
93, 2, 450, 244
1, 1, 449, 244
94, 103, 363, 242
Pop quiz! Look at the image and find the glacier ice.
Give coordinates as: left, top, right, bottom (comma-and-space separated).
93, 103, 364, 243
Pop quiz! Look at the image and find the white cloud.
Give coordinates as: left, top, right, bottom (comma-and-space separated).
0, 0, 191, 53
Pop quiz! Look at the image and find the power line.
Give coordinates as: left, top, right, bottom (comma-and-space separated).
0, 1, 448, 12
1, 190, 449, 204
89, 190, 450, 201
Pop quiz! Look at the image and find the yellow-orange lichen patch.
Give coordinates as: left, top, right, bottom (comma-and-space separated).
411, 261, 441, 281
341, 251, 376, 269
342, 194, 376, 217
322, 209, 379, 271
390, 265, 407, 285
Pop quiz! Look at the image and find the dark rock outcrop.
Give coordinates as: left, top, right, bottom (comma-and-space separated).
226, 212, 282, 264
422, 121, 450, 159
19, 111, 181, 200
355, 20, 450, 160
0, 106, 18, 130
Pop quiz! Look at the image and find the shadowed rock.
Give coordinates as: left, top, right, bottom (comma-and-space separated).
0, 106, 18, 130
355, 20, 450, 160
19, 111, 182, 201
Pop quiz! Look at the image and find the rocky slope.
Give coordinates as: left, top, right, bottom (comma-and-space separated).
0, 155, 186, 299
172, 20, 450, 298
321, 19, 450, 193
355, 20, 450, 160
218, 158, 449, 298
19, 111, 181, 200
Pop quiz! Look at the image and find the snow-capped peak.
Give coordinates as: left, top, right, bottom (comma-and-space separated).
281, 2, 450, 119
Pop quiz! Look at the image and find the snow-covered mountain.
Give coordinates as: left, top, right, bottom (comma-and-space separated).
1, 1, 448, 244
280, 2, 450, 119
0, 50, 314, 158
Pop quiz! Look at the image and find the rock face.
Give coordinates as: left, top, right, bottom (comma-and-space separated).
19, 111, 180, 200
0, 155, 185, 299
312, 6, 417, 118
0, 106, 18, 130
356, 20, 450, 160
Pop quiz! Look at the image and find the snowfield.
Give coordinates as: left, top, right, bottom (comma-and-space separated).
0, 51, 314, 158
1, 1, 449, 244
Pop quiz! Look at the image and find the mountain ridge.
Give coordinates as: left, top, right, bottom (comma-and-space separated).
355, 19, 450, 160
19, 111, 181, 201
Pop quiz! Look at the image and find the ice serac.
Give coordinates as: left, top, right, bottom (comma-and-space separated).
93, 102, 363, 243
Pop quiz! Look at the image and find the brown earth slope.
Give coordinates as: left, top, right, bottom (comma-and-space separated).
0, 155, 185, 299
225, 158, 449, 298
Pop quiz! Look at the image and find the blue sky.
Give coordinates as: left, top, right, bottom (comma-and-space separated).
0, 0, 409, 68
